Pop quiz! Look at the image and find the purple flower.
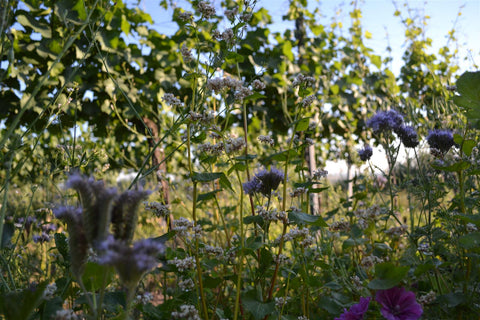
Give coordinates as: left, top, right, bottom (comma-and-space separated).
367, 110, 404, 134
358, 145, 373, 161
98, 236, 164, 287
397, 125, 419, 148
426, 129, 454, 153
335, 297, 371, 320
376, 287, 423, 320
243, 167, 284, 196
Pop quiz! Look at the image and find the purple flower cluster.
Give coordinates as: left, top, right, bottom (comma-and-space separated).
335, 287, 423, 320
426, 129, 455, 154
367, 110, 404, 134
366, 110, 419, 149
358, 145, 373, 161
98, 235, 164, 287
335, 297, 371, 320
243, 167, 284, 197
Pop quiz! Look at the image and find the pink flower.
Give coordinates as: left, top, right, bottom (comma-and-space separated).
335, 297, 371, 320
376, 287, 423, 320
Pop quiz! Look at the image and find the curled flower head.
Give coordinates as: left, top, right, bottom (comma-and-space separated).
358, 145, 373, 161
427, 129, 454, 154
376, 287, 423, 320
335, 296, 371, 320
397, 125, 419, 148
367, 110, 404, 134
243, 168, 284, 197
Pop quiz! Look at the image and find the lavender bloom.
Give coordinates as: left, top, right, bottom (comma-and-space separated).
243, 168, 285, 197
335, 297, 371, 320
98, 236, 164, 288
376, 287, 423, 320
397, 125, 419, 148
426, 129, 455, 153
367, 110, 404, 134
358, 145, 373, 161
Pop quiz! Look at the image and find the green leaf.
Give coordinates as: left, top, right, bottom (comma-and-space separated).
367, 262, 409, 290
192, 172, 224, 182
282, 40, 294, 61
454, 134, 476, 156
54, 232, 70, 262
456, 71, 480, 109
153, 231, 176, 244
225, 52, 245, 63
370, 54, 382, 69
430, 160, 470, 172
0, 282, 47, 320
197, 189, 222, 203
242, 296, 275, 320
81, 262, 113, 291
1, 223, 14, 249
459, 232, 480, 250
219, 174, 234, 192
288, 210, 328, 227
294, 117, 310, 132
266, 149, 297, 162
244, 215, 264, 225
16, 13, 51, 38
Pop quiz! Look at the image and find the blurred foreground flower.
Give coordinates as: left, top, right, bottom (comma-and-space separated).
427, 129, 455, 155
376, 287, 423, 320
335, 296, 370, 320
358, 145, 373, 161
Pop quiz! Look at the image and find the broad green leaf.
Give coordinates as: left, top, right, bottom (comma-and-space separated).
282, 40, 294, 61
242, 297, 275, 320
367, 262, 409, 290
192, 172, 224, 182
294, 117, 310, 132
82, 262, 114, 291
288, 210, 328, 227
197, 189, 222, 202
54, 232, 70, 262
458, 232, 480, 250
0, 282, 47, 320
453, 134, 476, 156
244, 215, 264, 225
225, 52, 245, 63
16, 13, 51, 38
430, 161, 470, 172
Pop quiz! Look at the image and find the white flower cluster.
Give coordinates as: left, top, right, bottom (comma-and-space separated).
384, 224, 408, 238
350, 275, 364, 291
167, 256, 196, 272
178, 11, 193, 21
361, 255, 384, 268
297, 317, 309, 320
466, 222, 478, 232
329, 218, 350, 232
275, 226, 310, 245
302, 95, 316, 108
172, 217, 194, 237
197, 1, 216, 19
257, 206, 287, 223
207, 76, 243, 93
274, 253, 292, 264
312, 168, 328, 179
43, 282, 57, 299
162, 93, 183, 107
198, 142, 225, 155
188, 110, 215, 124
274, 296, 291, 308
134, 292, 153, 304
234, 86, 253, 102
181, 44, 194, 63
144, 201, 170, 217
178, 278, 195, 292
290, 187, 308, 198
418, 290, 436, 305
54, 309, 79, 320
203, 245, 224, 259
418, 243, 432, 256
252, 79, 266, 90
355, 204, 385, 229
224, 7, 238, 20
292, 74, 315, 87
224, 136, 246, 153
258, 135, 274, 146
171, 304, 201, 320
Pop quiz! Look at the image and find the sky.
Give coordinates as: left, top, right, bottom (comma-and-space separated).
134, 0, 478, 176
137, 0, 480, 76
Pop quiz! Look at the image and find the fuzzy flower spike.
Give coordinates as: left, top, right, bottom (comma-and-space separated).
98, 235, 164, 289
367, 110, 404, 134
376, 286, 423, 320
427, 129, 455, 155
